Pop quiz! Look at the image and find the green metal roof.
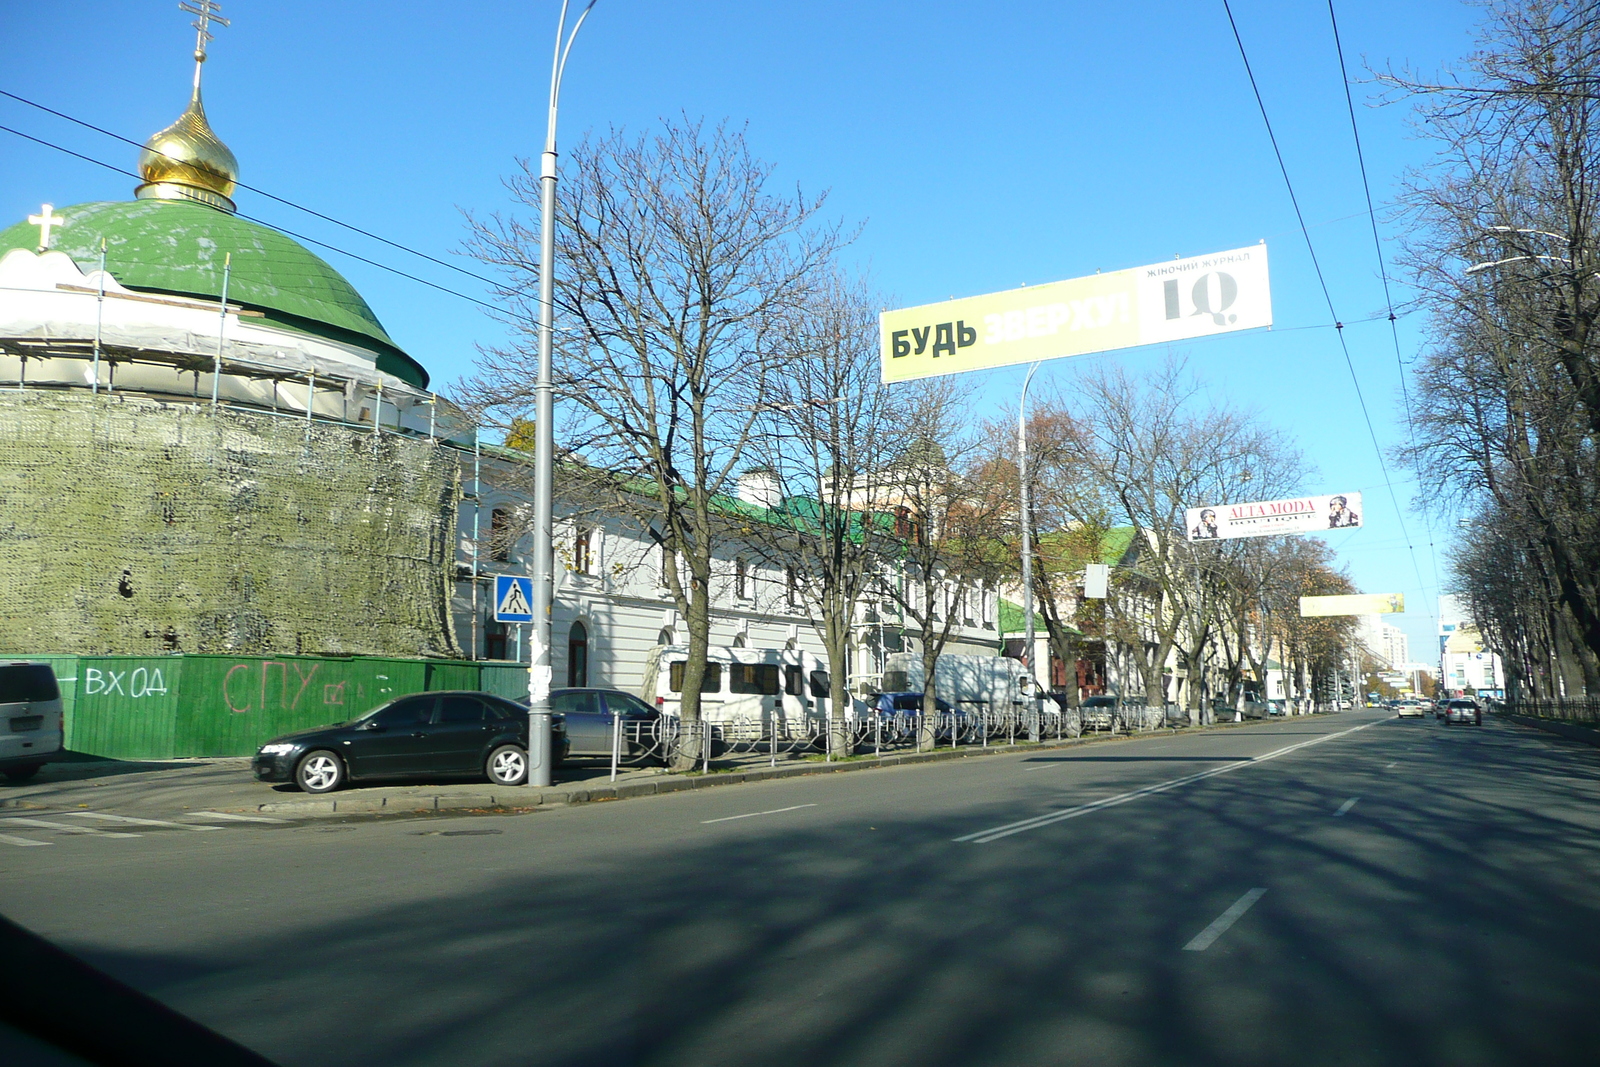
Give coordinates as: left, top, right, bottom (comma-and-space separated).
999, 599, 1084, 638
0, 199, 427, 388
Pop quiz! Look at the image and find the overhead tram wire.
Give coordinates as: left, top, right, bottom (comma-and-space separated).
1325, 0, 1447, 607
1219, 0, 1435, 608
0, 88, 501, 292
0, 122, 584, 339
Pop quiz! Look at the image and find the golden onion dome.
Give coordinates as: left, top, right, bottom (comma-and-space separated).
135, 83, 239, 213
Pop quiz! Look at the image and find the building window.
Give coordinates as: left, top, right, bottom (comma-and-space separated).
735, 557, 748, 599
484, 618, 508, 661
786, 566, 798, 608
567, 621, 588, 687
658, 544, 671, 589
573, 528, 592, 575
489, 508, 513, 562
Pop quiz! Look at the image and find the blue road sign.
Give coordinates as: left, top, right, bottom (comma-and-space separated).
493, 575, 534, 623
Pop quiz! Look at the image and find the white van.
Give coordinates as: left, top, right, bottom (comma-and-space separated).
879, 652, 1037, 717
0, 660, 64, 783
639, 645, 861, 737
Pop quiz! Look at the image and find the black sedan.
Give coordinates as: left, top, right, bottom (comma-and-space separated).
252, 691, 569, 794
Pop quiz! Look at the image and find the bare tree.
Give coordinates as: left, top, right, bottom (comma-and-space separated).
869, 378, 1007, 736
740, 271, 901, 753
1387, 0, 1600, 661
460, 118, 848, 765
1051, 359, 1307, 718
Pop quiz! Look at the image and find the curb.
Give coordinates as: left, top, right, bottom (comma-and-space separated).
251, 714, 1281, 817
1498, 711, 1600, 749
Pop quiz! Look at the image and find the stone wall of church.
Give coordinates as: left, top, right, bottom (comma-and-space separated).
0, 391, 461, 658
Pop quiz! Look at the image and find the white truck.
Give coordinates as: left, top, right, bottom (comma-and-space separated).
878, 652, 1038, 717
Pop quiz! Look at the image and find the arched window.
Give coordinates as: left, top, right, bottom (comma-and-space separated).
567, 621, 589, 687
657, 628, 675, 646
732, 632, 747, 648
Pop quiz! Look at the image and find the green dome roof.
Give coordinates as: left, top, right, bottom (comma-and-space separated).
0, 199, 427, 388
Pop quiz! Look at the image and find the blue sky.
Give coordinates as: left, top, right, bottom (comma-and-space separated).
1, 0, 1487, 659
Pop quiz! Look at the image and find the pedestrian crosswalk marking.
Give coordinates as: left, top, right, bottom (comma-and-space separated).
64, 812, 220, 831
1, 816, 139, 838
0, 832, 50, 847
186, 811, 289, 823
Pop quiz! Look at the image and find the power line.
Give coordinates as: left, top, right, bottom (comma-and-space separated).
0, 120, 593, 345
0, 87, 502, 292
1219, 0, 1435, 613
1325, 0, 1447, 608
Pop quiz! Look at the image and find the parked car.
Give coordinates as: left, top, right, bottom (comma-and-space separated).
542, 687, 662, 760
1443, 698, 1482, 726
868, 692, 954, 718
252, 691, 569, 793
0, 660, 63, 783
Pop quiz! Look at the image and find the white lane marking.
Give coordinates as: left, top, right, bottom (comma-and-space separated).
955, 720, 1383, 844
0, 817, 139, 838
1385, 762, 1397, 769
1333, 797, 1359, 816
0, 832, 50, 847
184, 811, 289, 824
1183, 888, 1268, 951
701, 803, 817, 825
62, 812, 221, 831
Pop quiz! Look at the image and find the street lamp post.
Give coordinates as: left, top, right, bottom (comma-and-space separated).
528, 0, 597, 788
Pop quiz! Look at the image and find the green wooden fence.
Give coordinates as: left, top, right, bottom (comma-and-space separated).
4, 653, 529, 760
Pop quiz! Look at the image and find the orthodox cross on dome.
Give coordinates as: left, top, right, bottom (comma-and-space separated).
179, 0, 230, 91
27, 204, 65, 251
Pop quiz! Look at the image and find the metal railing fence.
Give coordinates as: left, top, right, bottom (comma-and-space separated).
1502, 699, 1600, 725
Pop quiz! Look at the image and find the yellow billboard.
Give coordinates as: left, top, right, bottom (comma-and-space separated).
879, 244, 1272, 383
1299, 593, 1405, 618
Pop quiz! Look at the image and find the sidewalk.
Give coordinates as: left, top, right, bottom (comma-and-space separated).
0, 719, 1267, 822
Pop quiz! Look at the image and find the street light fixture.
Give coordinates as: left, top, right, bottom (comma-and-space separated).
527, 0, 598, 788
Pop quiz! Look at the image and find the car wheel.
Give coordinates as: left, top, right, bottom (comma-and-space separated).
2, 763, 42, 783
296, 750, 344, 794
486, 744, 528, 786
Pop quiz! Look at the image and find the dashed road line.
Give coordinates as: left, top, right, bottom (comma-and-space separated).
1183, 888, 1268, 951
701, 803, 817, 825
1333, 797, 1359, 816
955, 720, 1383, 844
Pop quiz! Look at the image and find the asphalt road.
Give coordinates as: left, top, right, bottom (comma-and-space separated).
4, 709, 1600, 1067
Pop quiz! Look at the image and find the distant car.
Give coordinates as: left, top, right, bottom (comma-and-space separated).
252, 691, 569, 793
0, 661, 63, 783
1396, 702, 1427, 718
1443, 698, 1482, 726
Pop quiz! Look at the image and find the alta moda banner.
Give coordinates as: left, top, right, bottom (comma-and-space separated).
1185, 492, 1362, 542
878, 244, 1271, 383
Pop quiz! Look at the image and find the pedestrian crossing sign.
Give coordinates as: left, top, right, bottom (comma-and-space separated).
493, 575, 534, 623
